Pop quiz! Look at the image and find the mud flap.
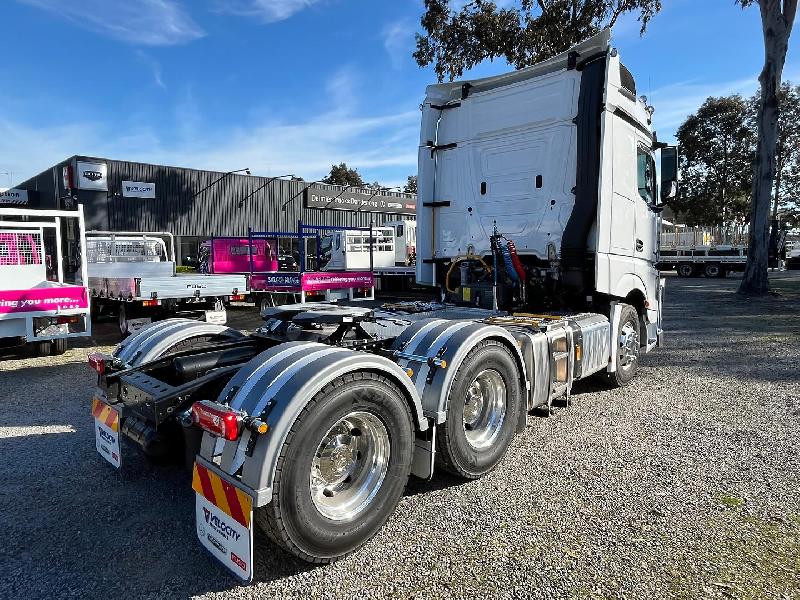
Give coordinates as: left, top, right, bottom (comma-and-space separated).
192, 461, 254, 583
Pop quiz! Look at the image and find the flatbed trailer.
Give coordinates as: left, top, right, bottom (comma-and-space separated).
658, 224, 783, 277
88, 30, 677, 581
87, 231, 247, 336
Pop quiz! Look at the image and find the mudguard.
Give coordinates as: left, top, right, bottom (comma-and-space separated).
389, 319, 528, 425
199, 341, 427, 507
114, 318, 244, 366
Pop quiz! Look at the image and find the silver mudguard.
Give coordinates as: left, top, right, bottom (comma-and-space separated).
199, 341, 427, 507
389, 319, 528, 427
113, 318, 244, 366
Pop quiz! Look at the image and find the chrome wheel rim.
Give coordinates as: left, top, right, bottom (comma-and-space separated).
463, 369, 507, 450
618, 320, 639, 370
310, 411, 390, 521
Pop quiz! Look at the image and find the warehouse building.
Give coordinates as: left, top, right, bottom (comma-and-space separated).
13, 155, 416, 265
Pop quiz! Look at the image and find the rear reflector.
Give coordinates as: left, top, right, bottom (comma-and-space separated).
87, 352, 106, 375
191, 400, 241, 441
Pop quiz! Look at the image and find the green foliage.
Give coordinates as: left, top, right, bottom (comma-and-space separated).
414, 0, 662, 82
671, 84, 800, 226
403, 175, 418, 194
768, 83, 800, 222
670, 95, 755, 225
322, 163, 365, 187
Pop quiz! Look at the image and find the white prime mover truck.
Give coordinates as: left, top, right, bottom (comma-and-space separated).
88, 30, 675, 581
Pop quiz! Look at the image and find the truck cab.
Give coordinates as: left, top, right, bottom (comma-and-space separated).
416, 29, 676, 349
384, 219, 417, 266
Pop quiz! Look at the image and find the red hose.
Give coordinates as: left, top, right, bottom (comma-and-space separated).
506, 240, 526, 282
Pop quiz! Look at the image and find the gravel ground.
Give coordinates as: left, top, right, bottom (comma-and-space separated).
1, 273, 798, 599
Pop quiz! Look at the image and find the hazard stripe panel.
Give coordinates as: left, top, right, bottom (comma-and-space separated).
91, 398, 119, 432
192, 462, 252, 528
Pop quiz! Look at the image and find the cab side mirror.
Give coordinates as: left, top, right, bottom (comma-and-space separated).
660, 146, 679, 202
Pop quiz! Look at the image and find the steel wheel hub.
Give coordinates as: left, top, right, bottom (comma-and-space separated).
618, 321, 639, 369
310, 411, 390, 521
463, 369, 507, 450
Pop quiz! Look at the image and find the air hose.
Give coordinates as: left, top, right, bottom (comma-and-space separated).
500, 243, 519, 284
445, 252, 493, 293
506, 239, 526, 282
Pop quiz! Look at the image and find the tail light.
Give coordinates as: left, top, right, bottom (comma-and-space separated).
142, 299, 160, 307
87, 352, 106, 375
191, 400, 241, 441
230, 294, 245, 301
57, 315, 80, 325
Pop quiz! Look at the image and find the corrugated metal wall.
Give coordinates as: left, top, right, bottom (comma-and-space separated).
17, 156, 416, 236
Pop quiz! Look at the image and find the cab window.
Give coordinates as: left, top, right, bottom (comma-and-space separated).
637, 147, 656, 206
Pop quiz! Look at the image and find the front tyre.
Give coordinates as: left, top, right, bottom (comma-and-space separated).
602, 303, 640, 388
255, 372, 414, 563
436, 340, 522, 479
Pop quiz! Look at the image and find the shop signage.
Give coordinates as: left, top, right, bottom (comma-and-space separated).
122, 181, 156, 199
0, 188, 29, 205
76, 161, 108, 191
304, 185, 416, 215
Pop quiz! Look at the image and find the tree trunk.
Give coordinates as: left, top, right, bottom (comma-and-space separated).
740, 0, 796, 295
772, 142, 782, 219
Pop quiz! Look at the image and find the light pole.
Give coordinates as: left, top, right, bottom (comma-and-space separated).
193, 167, 250, 199
281, 179, 324, 211
239, 174, 294, 207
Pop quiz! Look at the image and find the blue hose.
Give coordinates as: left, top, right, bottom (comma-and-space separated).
500, 243, 519, 283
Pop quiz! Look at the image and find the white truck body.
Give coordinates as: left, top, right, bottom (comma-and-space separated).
417, 29, 662, 338
0, 206, 91, 353
321, 228, 396, 271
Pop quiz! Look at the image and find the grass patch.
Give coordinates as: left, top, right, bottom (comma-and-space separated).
719, 494, 745, 509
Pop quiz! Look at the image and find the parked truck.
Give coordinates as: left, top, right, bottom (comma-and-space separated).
88, 30, 675, 581
86, 231, 248, 337
0, 206, 91, 355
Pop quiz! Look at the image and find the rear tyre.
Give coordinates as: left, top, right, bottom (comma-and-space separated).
677, 263, 694, 278
51, 338, 68, 355
436, 340, 522, 479
602, 303, 640, 388
704, 263, 722, 278
33, 340, 53, 357
255, 372, 414, 563
118, 304, 129, 339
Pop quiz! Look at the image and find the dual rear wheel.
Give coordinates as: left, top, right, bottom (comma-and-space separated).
257, 342, 524, 562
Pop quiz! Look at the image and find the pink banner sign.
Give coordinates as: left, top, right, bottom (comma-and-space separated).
0, 286, 89, 315
301, 271, 374, 292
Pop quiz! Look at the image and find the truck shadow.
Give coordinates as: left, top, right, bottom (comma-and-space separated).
0, 430, 316, 598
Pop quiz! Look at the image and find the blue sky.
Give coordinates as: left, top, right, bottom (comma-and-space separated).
2, 0, 798, 189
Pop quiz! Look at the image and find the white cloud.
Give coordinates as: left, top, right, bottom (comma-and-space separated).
0, 70, 420, 186
135, 51, 167, 89
213, 0, 323, 23
382, 19, 416, 70
650, 63, 800, 141
17, 0, 204, 45
649, 76, 759, 137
